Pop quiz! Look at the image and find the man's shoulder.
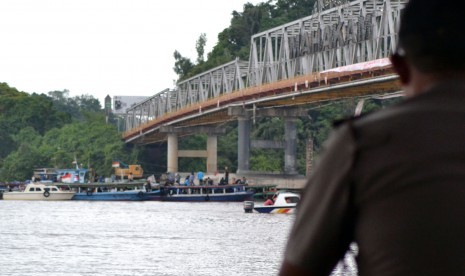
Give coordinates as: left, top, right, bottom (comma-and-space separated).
354, 82, 465, 126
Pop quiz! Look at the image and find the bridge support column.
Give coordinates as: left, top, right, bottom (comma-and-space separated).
167, 133, 178, 173
237, 116, 251, 174
284, 117, 298, 174
206, 135, 217, 173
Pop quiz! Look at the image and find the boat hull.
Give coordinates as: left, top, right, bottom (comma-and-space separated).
145, 184, 253, 202
146, 191, 253, 202
253, 206, 296, 214
251, 191, 300, 213
72, 190, 160, 201
3, 192, 75, 201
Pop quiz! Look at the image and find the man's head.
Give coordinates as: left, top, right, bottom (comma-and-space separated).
397, 0, 465, 73
391, 0, 465, 94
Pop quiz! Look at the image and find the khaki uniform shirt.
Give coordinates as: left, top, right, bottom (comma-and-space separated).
284, 81, 465, 275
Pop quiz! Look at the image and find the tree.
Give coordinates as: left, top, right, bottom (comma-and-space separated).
0, 127, 44, 181
173, 50, 194, 81
195, 33, 207, 64
0, 84, 71, 161
272, 0, 316, 23
48, 90, 102, 121
0, 90, 135, 181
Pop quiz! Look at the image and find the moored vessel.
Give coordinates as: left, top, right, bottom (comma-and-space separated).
2, 183, 75, 201
146, 184, 254, 202
70, 182, 160, 201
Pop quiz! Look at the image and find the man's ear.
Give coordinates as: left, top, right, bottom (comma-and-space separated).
390, 53, 411, 85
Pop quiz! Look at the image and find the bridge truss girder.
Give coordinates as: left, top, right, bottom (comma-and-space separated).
125, 58, 248, 132
176, 58, 249, 108
247, 0, 406, 86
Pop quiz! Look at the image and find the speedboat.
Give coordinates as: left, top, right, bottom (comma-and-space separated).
2, 183, 75, 200
252, 191, 300, 213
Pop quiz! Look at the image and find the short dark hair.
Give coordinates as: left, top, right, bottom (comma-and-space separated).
398, 0, 465, 73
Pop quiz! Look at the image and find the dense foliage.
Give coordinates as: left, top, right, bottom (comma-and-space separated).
0, 83, 137, 181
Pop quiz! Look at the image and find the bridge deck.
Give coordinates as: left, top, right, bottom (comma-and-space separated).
123, 61, 400, 145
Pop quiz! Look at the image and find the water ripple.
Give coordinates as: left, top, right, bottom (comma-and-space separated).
0, 201, 296, 276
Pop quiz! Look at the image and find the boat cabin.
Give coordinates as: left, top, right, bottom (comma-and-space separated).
33, 168, 90, 184
55, 169, 90, 184
33, 168, 58, 182
25, 184, 60, 193
271, 191, 300, 206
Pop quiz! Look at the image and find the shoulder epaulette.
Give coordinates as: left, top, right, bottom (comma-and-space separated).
332, 112, 368, 127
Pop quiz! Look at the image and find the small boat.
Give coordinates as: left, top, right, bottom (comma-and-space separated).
2, 183, 75, 201
146, 184, 254, 202
252, 191, 300, 214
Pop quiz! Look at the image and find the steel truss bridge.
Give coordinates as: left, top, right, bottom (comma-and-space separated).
123, 0, 406, 145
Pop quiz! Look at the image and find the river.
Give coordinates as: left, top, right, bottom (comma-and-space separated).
0, 201, 356, 276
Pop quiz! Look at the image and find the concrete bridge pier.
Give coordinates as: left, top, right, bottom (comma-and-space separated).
161, 126, 225, 174
230, 107, 306, 175
167, 133, 179, 173
284, 117, 298, 174
237, 115, 251, 174
206, 134, 218, 173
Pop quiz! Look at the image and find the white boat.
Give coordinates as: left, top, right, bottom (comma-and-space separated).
2, 183, 75, 200
251, 191, 300, 214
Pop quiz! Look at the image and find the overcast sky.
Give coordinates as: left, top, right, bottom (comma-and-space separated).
0, 0, 262, 105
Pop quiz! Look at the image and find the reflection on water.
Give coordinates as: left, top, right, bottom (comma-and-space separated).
0, 201, 357, 276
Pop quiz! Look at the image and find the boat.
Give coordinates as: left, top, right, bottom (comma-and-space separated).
2, 183, 76, 200
49, 182, 160, 201
33, 167, 91, 184
250, 191, 300, 213
146, 184, 254, 202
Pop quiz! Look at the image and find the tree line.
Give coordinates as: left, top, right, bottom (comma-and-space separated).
0, 83, 137, 181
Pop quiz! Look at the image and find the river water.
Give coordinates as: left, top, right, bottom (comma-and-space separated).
0, 201, 356, 276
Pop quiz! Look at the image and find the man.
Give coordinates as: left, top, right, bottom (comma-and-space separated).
280, 0, 465, 275
224, 166, 229, 184
175, 172, 181, 184
197, 170, 204, 185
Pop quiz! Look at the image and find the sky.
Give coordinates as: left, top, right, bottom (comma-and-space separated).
0, 0, 262, 105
